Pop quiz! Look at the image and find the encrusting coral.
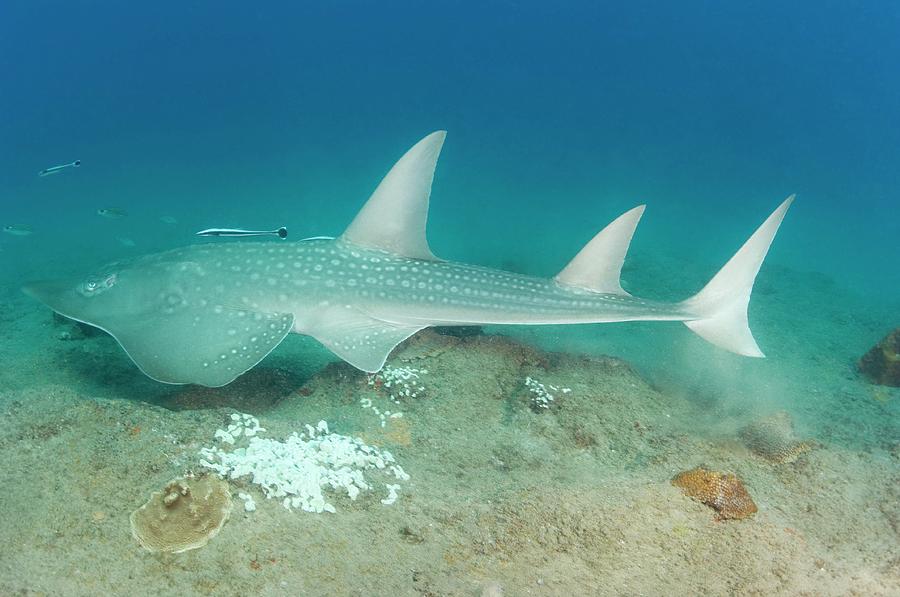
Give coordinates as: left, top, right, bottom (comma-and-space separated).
672, 467, 757, 520
130, 474, 232, 553
739, 410, 813, 464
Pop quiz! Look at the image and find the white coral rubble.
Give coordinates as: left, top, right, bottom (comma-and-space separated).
199, 415, 409, 514
525, 376, 571, 410
364, 365, 427, 427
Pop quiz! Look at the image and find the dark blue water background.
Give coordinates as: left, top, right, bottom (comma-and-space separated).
2, 1, 897, 299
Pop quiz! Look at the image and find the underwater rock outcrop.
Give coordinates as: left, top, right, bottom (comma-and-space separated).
672, 467, 757, 520
130, 475, 232, 553
858, 328, 900, 387
739, 411, 813, 464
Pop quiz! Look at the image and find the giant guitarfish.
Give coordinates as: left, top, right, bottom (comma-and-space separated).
24, 132, 793, 387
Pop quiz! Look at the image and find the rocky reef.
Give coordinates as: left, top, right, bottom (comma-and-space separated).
4, 327, 899, 595
858, 328, 900, 386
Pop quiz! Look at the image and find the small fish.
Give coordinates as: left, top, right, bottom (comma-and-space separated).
38, 160, 81, 177
117, 237, 136, 247
196, 227, 288, 239
159, 215, 178, 225
3, 224, 33, 236
98, 207, 128, 219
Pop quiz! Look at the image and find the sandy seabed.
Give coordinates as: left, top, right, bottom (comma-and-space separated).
0, 265, 897, 597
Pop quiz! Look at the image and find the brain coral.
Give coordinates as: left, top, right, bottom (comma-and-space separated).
130, 475, 232, 553
739, 411, 813, 464
672, 467, 757, 520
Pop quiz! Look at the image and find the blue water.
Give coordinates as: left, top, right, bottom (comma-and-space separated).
3, 1, 898, 296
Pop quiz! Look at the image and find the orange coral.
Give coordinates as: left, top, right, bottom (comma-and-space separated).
672, 467, 757, 520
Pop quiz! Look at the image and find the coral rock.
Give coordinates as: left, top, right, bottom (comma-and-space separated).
858, 328, 900, 387
739, 411, 813, 464
672, 467, 757, 520
130, 475, 232, 553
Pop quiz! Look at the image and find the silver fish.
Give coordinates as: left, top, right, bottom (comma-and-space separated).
98, 207, 128, 219
196, 227, 288, 239
38, 160, 81, 177
3, 224, 33, 236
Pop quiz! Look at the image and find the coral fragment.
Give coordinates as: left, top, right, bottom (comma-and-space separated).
672, 467, 757, 520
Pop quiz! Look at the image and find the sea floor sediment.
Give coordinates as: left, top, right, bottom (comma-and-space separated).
1, 317, 897, 596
